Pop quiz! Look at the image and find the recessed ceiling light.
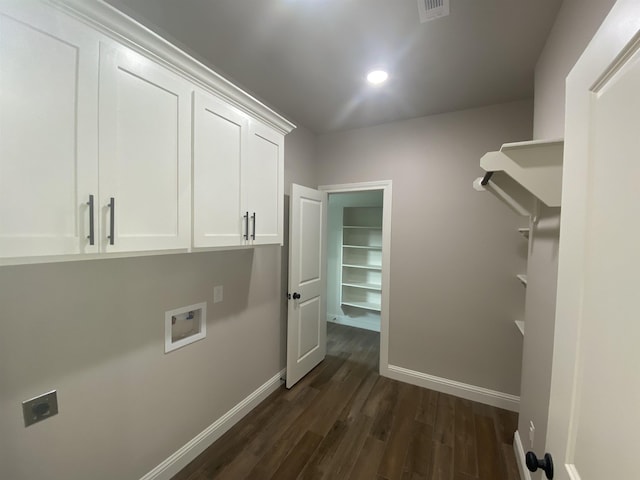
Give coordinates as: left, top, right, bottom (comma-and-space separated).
367, 70, 388, 85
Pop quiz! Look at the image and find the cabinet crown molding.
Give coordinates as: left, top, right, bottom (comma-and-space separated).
49, 0, 296, 135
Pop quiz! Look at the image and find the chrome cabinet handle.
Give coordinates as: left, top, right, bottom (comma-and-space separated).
251, 212, 256, 240
107, 197, 115, 245
243, 212, 249, 240
86, 195, 95, 246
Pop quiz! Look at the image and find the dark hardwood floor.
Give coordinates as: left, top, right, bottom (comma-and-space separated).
172, 323, 519, 480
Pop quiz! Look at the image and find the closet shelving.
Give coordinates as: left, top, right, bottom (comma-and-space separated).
472, 138, 564, 216
474, 139, 563, 338
341, 207, 383, 312
514, 226, 530, 337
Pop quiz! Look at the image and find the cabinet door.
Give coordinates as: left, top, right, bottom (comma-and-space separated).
243, 122, 284, 245
0, 4, 99, 260
193, 92, 247, 247
99, 42, 191, 253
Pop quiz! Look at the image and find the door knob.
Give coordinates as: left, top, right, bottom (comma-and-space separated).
287, 292, 301, 300
526, 451, 554, 479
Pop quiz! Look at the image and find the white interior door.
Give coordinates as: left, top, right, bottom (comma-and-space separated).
544, 2, 640, 479
286, 184, 327, 388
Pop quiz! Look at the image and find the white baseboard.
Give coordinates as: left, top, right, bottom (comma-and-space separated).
513, 430, 531, 480
139, 369, 285, 480
383, 364, 520, 412
327, 314, 380, 332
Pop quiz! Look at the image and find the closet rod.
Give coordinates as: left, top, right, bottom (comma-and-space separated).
480, 171, 494, 186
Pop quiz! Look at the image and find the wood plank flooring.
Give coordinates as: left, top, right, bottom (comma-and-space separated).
172, 323, 519, 480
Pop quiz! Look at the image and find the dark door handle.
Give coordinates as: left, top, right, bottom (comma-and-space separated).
288, 292, 301, 300
526, 451, 554, 479
243, 212, 249, 240
86, 195, 95, 245
107, 197, 115, 245
251, 212, 256, 240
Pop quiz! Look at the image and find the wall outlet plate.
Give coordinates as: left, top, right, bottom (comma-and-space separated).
529, 420, 535, 447
213, 285, 223, 303
22, 390, 58, 427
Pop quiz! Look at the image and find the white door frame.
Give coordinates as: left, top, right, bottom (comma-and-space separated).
318, 180, 392, 374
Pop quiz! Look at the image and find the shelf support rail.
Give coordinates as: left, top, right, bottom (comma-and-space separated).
480, 171, 494, 186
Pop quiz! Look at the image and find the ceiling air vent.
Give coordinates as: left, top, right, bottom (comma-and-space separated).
417, 0, 450, 23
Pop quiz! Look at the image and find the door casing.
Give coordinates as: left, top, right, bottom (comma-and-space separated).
319, 180, 393, 375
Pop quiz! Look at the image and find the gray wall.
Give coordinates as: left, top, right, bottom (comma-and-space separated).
533, 0, 617, 139
519, 0, 616, 466
284, 124, 317, 192
0, 131, 317, 480
317, 100, 533, 395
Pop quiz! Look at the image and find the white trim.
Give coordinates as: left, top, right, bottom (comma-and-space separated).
139, 369, 285, 480
566, 464, 582, 480
384, 364, 520, 412
328, 314, 380, 333
318, 181, 392, 377
49, 0, 295, 134
513, 430, 531, 480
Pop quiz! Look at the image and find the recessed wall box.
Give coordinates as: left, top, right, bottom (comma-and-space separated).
165, 302, 206, 353
22, 390, 58, 427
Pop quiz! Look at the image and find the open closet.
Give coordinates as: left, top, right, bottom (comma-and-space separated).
326, 190, 383, 332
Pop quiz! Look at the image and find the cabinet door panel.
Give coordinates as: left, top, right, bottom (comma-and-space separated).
0, 6, 98, 259
99, 43, 191, 252
243, 122, 284, 245
193, 92, 245, 247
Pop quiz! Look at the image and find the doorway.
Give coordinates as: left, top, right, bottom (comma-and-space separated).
319, 181, 392, 374
327, 190, 383, 332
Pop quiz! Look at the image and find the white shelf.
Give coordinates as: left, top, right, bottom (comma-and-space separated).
517, 274, 528, 286
341, 207, 383, 313
473, 138, 564, 215
515, 320, 525, 336
342, 263, 382, 271
341, 301, 381, 312
518, 227, 530, 239
343, 244, 382, 250
341, 282, 382, 291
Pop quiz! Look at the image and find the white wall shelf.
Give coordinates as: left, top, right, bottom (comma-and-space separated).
343, 245, 382, 250
341, 206, 383, 313
341, 301, 382, 312
343, 225, 382, 229
341, 282, 382, 291
342, 264, 382, 271
473, 138, 564, 215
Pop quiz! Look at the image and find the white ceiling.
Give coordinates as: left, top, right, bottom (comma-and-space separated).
104, 0, 562, 133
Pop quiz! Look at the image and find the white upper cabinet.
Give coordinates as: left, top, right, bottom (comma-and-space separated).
243, 122, 285, 245
192, 92, 247, 248
99, 42, 192, 253
193, 94, 285, 248
0, 0, 293, 264
0, 4, 99, 259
